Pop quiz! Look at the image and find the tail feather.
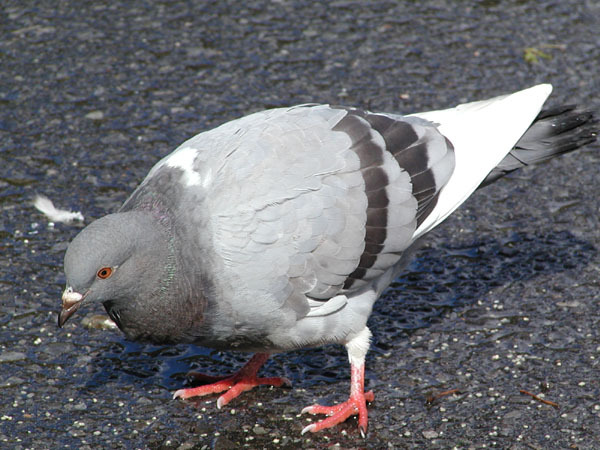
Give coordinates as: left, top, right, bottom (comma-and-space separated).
480, 105, 598, 187
411, 84, 553, 238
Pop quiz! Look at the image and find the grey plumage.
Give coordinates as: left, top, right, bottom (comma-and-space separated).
58, 84, 597, 435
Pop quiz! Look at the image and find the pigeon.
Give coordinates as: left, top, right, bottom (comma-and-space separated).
58, 84, 597, 436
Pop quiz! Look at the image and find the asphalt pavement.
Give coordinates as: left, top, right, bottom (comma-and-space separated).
1, 1, 599, 448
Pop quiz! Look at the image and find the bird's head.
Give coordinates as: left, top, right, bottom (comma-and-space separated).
59, 211, 171, 331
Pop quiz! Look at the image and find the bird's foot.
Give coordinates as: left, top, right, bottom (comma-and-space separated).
172, 353, 291, 408
301, 390, 374, 437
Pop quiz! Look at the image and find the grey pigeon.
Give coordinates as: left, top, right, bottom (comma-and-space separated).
58, 84, 597, 436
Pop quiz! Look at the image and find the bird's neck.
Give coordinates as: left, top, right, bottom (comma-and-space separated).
120, 206, 210, 344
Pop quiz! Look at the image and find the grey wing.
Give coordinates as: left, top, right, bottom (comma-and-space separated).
206, 105, 455, 321
337, 110, 456, 291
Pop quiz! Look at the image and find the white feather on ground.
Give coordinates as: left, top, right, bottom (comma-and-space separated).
33, 194, 84, 223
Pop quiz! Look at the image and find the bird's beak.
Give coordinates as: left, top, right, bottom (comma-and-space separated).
58, 287, 86, 327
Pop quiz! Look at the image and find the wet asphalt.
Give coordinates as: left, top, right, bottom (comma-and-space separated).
1, 0, 600, 448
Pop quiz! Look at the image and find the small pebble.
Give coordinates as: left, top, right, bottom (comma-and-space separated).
423, 430, 439, 439
0, 352, 27, 363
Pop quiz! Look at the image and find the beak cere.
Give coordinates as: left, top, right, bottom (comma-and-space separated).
58, 287, 85, 327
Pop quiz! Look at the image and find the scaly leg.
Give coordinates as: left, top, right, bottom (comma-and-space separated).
173, 352, 291, 408
301, 327, 374, 437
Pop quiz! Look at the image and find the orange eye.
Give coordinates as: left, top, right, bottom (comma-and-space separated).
97, 267, 113, 279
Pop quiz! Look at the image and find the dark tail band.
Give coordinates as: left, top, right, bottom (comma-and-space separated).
480, 105, 598, 188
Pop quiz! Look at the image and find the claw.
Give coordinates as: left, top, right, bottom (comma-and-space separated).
172, 389, 185, 400
300, 405, 313, 415
359, 425, 366, 439
279, 376, 293, 388
301, 423, 316, 435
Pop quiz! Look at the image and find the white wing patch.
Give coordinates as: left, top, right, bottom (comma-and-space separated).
164, 146, 203, 186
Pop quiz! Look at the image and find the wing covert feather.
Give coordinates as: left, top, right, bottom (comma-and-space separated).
155, 104, 455, 319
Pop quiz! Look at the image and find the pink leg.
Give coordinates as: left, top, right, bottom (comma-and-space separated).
172, 353, 291, 408
301, 328, 374, 437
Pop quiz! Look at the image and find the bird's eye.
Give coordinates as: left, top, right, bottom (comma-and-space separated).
97, 267, 113, 279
